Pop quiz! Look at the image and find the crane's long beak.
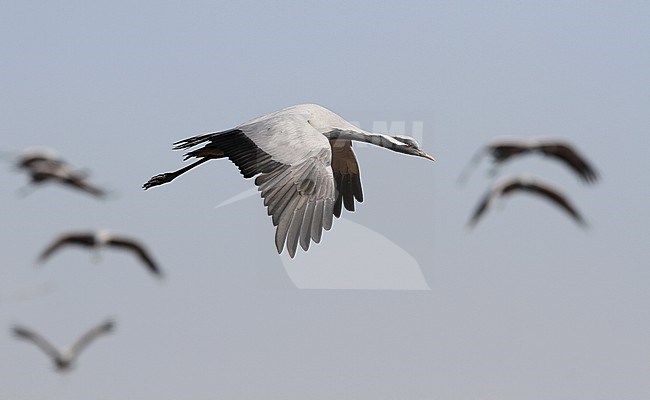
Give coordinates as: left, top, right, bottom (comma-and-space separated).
419, 151, 436, 162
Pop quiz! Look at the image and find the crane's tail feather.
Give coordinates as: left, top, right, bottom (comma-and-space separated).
183, 147, 225, 160
173, 129, 241, 160
173, 129, 241, 151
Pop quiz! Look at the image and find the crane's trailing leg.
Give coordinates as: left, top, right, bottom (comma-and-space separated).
143, 157, 211, 190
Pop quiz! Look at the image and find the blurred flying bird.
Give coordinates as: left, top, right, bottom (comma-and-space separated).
466, 175, 587, 229
37, 230, 163, 278
12, 318, 115, 372
7, 147, 108, 198
143, 104, 435, 258
458, 137, 599, 184
26, 162, 107, 198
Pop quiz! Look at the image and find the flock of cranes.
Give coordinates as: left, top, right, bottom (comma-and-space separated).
6, 148, 160, 371
5, 103, 599, 372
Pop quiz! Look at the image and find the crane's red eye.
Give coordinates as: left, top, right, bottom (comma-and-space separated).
407, 143, 414, 148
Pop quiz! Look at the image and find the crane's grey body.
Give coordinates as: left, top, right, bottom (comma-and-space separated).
12, 319, 115, 372
466, 175, 586, 229
144, 104, 434, 257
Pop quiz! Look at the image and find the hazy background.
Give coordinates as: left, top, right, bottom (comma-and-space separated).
1, 1, 649, 399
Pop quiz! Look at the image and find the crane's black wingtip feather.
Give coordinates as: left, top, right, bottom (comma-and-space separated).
464, 217, 480, 231
575, 216, 589, 229
104, 319, 117, 331
11, 326, 25, 335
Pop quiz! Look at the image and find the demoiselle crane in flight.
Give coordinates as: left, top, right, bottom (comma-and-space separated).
458, 137, 599, 184
143, 104, 435, 258
37, 230, 163, 278
466, 175, 586, 229
9, 148, 109, 198
12, 318, 115, 372
27, 163, 108, 198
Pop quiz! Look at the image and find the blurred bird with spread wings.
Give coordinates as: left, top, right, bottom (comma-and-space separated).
10, 148, 108, 198
37, 230, 163, 278
12, 318, 115, 372
466, 175, 587, 229
459, 137, 599, 184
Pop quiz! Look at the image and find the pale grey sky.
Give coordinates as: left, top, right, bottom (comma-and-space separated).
1, 1, 649, 399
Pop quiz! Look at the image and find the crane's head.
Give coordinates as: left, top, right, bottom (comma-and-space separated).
392, 136, 435, 161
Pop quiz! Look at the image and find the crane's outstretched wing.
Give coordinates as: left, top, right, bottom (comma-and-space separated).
59, 173, 108, 198
486, 143, 531, 162
37, 233, 95, 263
537, 143, 599, 184
466, 189, 497, 228
329, 139, 363, 218
68, 319, 115, 360
106, 237, 162, 277
174, 119, 337, 258
458, 147, 490, 185
12, 325, 62, 362
457, 142, 530, 185
518, 180, 586, 225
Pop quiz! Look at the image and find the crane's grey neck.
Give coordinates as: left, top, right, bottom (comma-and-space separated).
323, 129, 405, 150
